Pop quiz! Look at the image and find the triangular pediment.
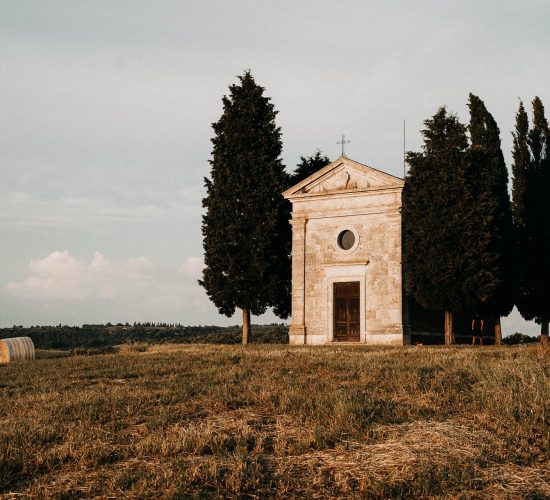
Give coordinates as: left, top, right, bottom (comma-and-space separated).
283, 156, 404, 199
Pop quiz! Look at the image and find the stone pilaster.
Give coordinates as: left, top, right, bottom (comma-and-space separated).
289, 217, 307, 344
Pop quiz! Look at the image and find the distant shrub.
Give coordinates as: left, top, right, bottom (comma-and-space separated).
502, 332, 538, 345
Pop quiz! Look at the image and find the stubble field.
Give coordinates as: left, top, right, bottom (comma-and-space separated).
0, 344, 548, 498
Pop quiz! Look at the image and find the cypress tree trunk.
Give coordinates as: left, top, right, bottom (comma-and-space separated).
541, 321, 549, 348
494, 317, 502, 346
242, 308, 251, 345
444, 310, 454, 345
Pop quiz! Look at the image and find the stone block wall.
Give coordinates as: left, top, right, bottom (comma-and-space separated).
288, 187, 406, 345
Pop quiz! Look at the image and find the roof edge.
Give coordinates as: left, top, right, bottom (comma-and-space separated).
283, 155, 404, 199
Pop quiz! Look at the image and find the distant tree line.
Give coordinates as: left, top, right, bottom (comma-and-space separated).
0, 324, 289, 349
1, 322, 532, 349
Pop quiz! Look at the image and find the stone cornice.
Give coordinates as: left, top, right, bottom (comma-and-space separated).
286, 184, 402, 202
291, 208, 401, 220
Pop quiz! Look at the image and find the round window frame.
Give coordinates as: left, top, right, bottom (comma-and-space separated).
335, 226, 360, 254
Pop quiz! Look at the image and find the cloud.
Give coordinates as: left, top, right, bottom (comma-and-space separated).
6, 250, 153, 301
5, 251, 209, 315
7, 250, 86, 300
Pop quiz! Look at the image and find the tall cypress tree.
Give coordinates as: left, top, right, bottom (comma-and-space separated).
513, 97, 550, 346
288, 151, 330, 186
200, 72, 291, 344
403, 107, 469, 344
463, 94, 515, 343
511, 102, 530, 227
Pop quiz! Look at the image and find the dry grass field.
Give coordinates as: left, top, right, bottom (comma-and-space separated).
0, 344, 548, 498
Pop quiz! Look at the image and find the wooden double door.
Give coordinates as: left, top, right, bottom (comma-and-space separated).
334, 282, 360, 342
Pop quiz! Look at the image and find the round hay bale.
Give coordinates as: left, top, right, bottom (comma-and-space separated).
0, 337, 35, 363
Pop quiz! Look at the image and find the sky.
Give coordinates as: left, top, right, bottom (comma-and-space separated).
1, 1, 549, 334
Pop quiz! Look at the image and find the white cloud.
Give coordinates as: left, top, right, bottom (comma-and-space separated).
5, 251, 204, 308
7, 250, 86, 300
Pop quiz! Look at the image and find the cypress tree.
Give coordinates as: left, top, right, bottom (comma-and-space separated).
289, 151, 330, 186
200, 72, 291, 344
511, 102, 530, 227
403, 107, 469, 344
463, 94, 515, 344
513, 97, 550, 346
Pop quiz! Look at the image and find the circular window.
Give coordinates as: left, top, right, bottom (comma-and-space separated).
337, 230, 356, 250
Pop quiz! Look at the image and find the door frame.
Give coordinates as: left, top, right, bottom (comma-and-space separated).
324, 264, 368, 343
333, 281, 360, 341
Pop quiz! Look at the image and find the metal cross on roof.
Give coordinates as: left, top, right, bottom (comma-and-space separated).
337, 134, 350, 156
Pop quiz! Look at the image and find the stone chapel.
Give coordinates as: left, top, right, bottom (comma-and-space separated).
283, 155, 408, 345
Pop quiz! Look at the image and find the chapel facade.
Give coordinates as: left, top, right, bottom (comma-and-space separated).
283, 155, 410, 345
